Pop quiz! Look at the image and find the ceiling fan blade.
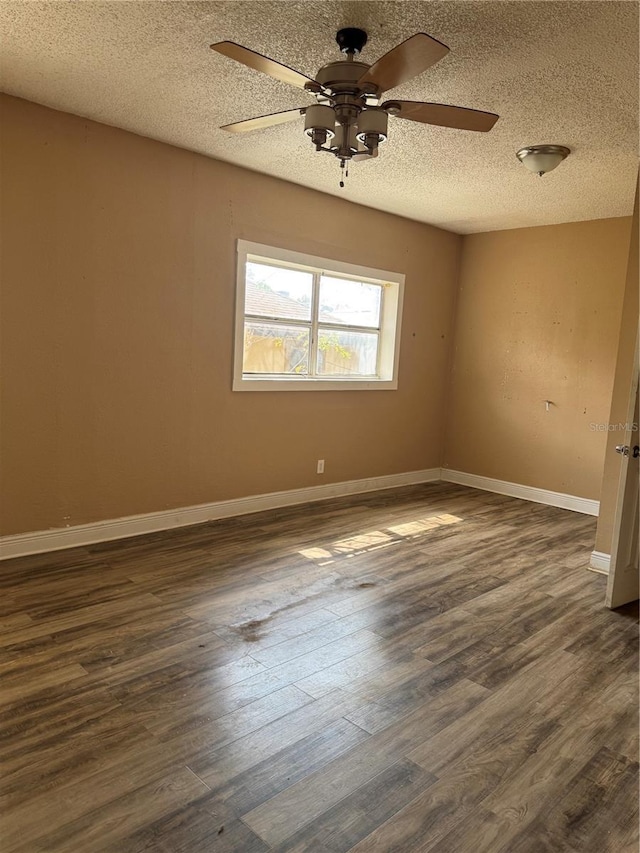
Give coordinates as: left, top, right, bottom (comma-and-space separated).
358, 33, 449, 93
383, 100, 499, 132
221, 107, 306, 133
211, 41, 318, 90
352, 148, 380, 162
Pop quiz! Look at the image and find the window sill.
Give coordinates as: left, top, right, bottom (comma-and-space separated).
233, 376, 399, 392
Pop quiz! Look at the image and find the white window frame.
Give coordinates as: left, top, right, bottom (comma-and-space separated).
233, 240, 404, 392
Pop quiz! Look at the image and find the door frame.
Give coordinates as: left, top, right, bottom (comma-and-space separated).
605, 331, 639, 609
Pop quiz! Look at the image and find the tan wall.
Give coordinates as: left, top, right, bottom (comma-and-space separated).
444, 217, 632, 500
0, 95, 461, 536
595, 178, 639, 554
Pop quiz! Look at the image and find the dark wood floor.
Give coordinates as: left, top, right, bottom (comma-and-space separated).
1, 483, 638, 852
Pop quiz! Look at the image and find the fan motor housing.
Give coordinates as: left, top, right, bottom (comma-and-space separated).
315, 60, 370, 89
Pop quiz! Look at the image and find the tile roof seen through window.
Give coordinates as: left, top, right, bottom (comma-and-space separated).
245, 281, 345, 324
245, 280, 310, 321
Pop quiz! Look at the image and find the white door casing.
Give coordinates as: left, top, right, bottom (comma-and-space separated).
605, 333, 639, 609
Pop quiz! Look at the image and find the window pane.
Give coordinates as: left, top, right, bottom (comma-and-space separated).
246, 262, 313, 322
243, 322, 310, 375
317, 329, 378, 377
319, 276, 382, 328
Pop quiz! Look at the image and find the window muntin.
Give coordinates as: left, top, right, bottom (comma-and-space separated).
234, 241, 404, 391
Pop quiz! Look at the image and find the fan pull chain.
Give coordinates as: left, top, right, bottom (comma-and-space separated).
339, 159, 349, 189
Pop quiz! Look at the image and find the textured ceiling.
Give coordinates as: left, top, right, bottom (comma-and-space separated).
1, 1, 638, 233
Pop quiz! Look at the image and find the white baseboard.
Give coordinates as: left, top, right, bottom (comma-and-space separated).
0, 468, 441, 560
0, 466, 600, 561
589, 550, 611, 575
441, 469, 600, 516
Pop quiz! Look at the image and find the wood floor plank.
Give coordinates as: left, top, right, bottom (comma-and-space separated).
406, 648, 579, 772
31, 766, 210, 852
344, 670, 486, 735
0, 592, 164, 648
212, 605, 341, 650
0, 683, 120, 765
481, 702, 640, 851
0, 698, 151, 799
1, 747, 206, 850
0, 660, 88, 705
273, 758, 436, 853
109, 649, 266, 709
187, 687, 366, 788
110, 804, 268, 853
520, 746, 638, 853
158, 684, 313, 752
209, 717, 370, 816
344, 773, 490, 853
300, 650, 434, 704
483, 748, 638, 853
248, 616, 380, 669
0, 612, 33, 634
350, 704, 562, 852
292, 635, 417, 698
423, 806, 516, 853
242, 679, 489, 846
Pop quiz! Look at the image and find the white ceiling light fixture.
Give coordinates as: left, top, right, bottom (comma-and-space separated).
211, 28, 499, 187
516, 144, 571, 177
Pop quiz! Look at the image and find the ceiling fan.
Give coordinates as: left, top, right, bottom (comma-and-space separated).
211, 27, 499, 184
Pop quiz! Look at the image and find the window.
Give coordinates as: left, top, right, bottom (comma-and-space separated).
233, 241, 404, 391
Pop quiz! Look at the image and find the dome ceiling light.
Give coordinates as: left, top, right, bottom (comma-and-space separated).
516, 144, 571, 177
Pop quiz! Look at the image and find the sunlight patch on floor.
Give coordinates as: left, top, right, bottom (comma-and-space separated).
333, 531, 393, 553
299, 547, 333, 560
298, 513, 463, 563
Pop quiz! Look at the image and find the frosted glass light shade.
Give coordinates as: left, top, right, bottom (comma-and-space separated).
356, 109, 388, 143
516, 145, 570, 176
304, 105, 336, 138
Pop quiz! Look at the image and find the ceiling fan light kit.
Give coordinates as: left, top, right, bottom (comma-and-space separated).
211, 27, 499, 186
304, 104, 336, 144
355, 108, 388, 144
516, 145, 571, 177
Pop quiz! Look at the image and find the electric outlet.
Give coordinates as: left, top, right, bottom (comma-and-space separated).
317, 459, 325, 474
